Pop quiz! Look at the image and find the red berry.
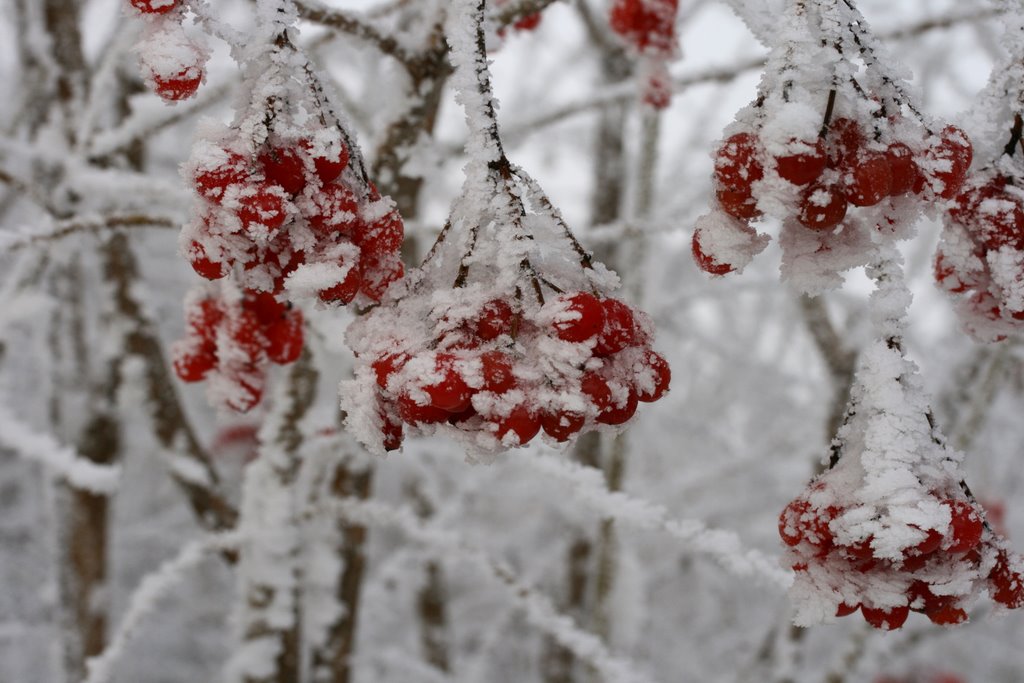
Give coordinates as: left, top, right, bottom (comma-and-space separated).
609, 0, 678, 52
597, 385, 638, 425
861, 604, 909, 630
422, 354, 472, 412
989, 551, 1024, 608
193, 151, 249, 202
551, 292, 605, 342
318, 262, 362, 305
776, 138, 826, 186
492, 405, 541, 445
714, 132, 763, 192
475, 300, 515, 340
188, 241, 226, 280
480, 351, 516, 393
798, 184, 847, 230
237, 183, 288, 232
945, 499, 983, 554
885, 143, 918, 196
129, 0, 178, 13
373, 352, 409, 390
303, 140, 350, 185
906, 528, 944, 558
187, 298, 224, 343
356, 209, 404, 258
636, 349, 670, 402
716, 187, 760, 220
265, 311, 304, 365
581, 373, 612, 412
692, 229, 734, 275
779, 499, 810, 546
259, 147, 306, 195
229, 309, 265, 363
927, 605, 968, 626
845, 152, 892, 207
835, 602, 859, 618
309, 183, 360, 238
397, 393, 449, 424
153, 70, 203, 101
827, 118, 864, 167
245, 291, 287, 325
514, 12, 542, 31
594, 299, 637, 356
359, 253, 404, 302
541, 410, 585, 442
172, 342, 217, 382
927, 126, 973, 199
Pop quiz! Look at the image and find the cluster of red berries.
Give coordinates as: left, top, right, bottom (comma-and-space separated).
695, 119, 973, 275
128, 0, 208, 102
935, 169, 1024, 340
181, 131, 404, 305
609, 0, 678, 109
172, 288, 303, 412
780, 485, 1023, 630
359, 291, 670, 453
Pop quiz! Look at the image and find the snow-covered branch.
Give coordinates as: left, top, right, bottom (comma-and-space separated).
0, 402, 120, 495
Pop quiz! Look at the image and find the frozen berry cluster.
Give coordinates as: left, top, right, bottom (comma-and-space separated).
609, 0, 679, 109
694, 118, 972, 277
356, 290, 669, 454
181, 128, 404, 305
780, 484, 1022, 629
172, 287, 303, 413
493, 0, 543, 37
690, 0, 974, 291
128, 0, 209, 102
935, 167, 1024, 341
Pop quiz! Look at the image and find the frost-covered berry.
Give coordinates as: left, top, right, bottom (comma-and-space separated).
259, 147, 307, 196
775, 138, 826, 186
798, 184, 847, 230
129, 0, 178, 14
548, 292, 604, 342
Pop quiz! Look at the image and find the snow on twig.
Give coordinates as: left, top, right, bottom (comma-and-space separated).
331, 496, 660, 683
518, 451, 794, 589
82, 531, 242, 683
0, 402, 120, 495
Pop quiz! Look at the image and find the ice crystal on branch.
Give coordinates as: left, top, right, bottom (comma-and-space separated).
340, 0, 670, 458
779, 249, 1023, 629
693, 0, 972, 293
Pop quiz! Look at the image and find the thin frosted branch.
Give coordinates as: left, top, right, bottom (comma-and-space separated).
332, 496, 659, 683
82, 532, 242, 683
519, 453, 794, 589
0, 401, 120, 495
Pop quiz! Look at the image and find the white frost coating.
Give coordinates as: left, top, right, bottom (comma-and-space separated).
83, 532, 241, 683
330, 496, 660, 683
518, 452, 793, 589
693, 210, 770, 274
445, 0, 503, 165
0, 402, 120, 495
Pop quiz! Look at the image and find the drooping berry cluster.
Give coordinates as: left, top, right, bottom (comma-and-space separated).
128, 0, 209, 102
179, 32, 404, 307
779, 255, 1023, 629
780, 483, 1021, 629
691, 0, 972, 292
172, 286, 303, 413
608, 0, 679, 109
935, 165, 1024, 341
354, 287, 670, 454
182, 128, 403, 305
